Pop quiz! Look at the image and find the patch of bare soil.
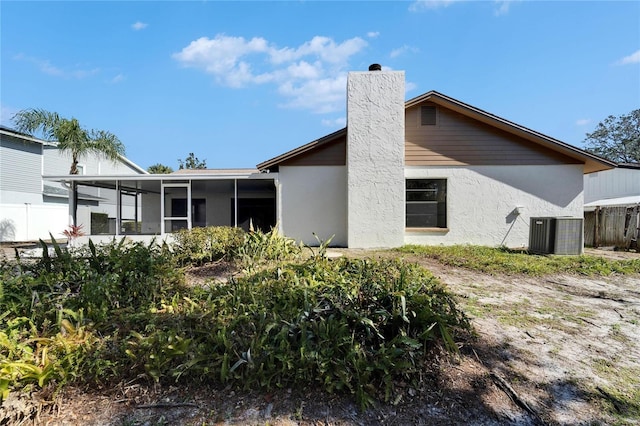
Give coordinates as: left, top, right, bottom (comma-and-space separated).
5, 249, 639, 425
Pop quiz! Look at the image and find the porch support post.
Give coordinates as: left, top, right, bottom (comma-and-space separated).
594, 206, 600, 248
160, 180, 165, 235
187, 180, 192, 230
234, 179, 238, 227
274, 177, 282, 234
115, 180, 121, 236
134, 192, 139, 234
69, 181, 77, 226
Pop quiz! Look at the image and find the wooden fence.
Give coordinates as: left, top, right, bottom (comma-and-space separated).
584, 205, 639, 250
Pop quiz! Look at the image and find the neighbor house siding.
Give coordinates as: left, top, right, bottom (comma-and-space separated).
43, 146, 73, 175
584, 167, 640, 204
0, 137, 42, 196
404, 164, 584, 247
405, 103, 581, 166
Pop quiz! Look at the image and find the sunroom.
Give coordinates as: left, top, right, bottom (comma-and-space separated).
44, 169, 278, 241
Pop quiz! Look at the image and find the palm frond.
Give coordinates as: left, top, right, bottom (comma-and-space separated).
11, 108, 61, 141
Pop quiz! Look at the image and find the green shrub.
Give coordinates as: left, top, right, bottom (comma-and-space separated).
236, 226, 301, 270
172, 226, 245, 265
0, 238, 183, 398
122, 258, 469, 408
1, 240, 468, 410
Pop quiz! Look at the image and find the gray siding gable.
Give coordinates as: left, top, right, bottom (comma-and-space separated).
0, 135, 42, 194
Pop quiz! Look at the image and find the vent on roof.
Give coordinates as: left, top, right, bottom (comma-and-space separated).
421, 106, 437, 125
368, 63, 382, 71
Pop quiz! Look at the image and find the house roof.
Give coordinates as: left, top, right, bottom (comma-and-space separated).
616, 163, 640, 170
171, 168, 260, 175
257, 128, 346, 171
257, 91, 616, 174
0, 125, 58, 146
584, 195, 640, 211
0, 125, 148, 174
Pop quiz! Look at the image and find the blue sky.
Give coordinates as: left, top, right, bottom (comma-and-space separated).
2, 1, 639, 171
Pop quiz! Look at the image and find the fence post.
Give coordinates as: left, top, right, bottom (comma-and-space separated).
594, 206, 600, 248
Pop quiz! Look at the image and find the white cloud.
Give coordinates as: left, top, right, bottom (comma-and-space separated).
111, 73, 125, 83
405, 81, 418, 93
390, 45, 419, 59
494, 0, 513, 16
277, 75, 348, 114
409, 0, 459, 12
132, 21, 148, 31
14, 53, 100, 79
321, 117, 347, 128
576, 118, 590, 126
617, 49, 640, 65
367, 31, 380, 38
173, 34, 369, 114
0, 104, 19, 127
410, 0, 515, 15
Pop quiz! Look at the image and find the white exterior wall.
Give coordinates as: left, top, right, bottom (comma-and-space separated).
405, 164, 584, 247
584, 167, 640, 203
347, 70, 405, 248
279, 166, 347, 246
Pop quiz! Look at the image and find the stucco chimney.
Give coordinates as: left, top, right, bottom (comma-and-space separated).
346, 65, 405, 248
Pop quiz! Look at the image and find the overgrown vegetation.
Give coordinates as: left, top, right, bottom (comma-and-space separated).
397, 245, 640, 276
0, 229, 468, 409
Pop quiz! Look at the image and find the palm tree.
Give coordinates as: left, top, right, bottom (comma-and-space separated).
13, 108, 126, 226
12, 108, 125, 174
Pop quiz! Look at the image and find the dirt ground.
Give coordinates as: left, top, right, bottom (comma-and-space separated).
2, 247, 639, 425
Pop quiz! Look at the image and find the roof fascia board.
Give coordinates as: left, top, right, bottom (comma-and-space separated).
0, 129, 57, 146
43, 172, 278, 182
118, 155, 148, 174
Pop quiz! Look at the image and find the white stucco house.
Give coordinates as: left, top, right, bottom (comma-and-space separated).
0, 126, 147, 242
47, 66, 614, 249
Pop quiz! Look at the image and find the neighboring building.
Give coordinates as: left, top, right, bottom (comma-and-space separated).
0, 126, 147, 242
50, 66, 614, 249
584, 163, 640, 248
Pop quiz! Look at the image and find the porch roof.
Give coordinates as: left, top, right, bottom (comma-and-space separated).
584, 195, 640, 211
44, 169, 276, 182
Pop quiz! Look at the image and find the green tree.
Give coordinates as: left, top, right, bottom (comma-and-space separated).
12, 108, 125, 174
178, 152, 207, 170
584, 109, 640, 164
147, 163, 174, 174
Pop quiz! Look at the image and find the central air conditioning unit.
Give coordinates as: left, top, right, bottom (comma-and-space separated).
529, 217, 583, 255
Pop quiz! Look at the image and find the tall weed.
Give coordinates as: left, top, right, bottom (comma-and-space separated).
398, 244, 640, 276
172, 226, 245, 266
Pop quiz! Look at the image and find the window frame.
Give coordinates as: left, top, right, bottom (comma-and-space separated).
405, 178, 447, 229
